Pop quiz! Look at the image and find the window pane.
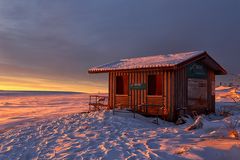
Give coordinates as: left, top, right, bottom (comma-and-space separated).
148, 75, 162, 95
116, 76, 124, 94
116, 75, 128, 95
148, 75, 156, 95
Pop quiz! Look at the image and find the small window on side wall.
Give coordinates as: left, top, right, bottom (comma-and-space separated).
148, 75, 163, 95
116, 75, 128, 95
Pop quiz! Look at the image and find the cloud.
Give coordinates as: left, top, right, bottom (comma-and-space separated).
0, 0, 239, 92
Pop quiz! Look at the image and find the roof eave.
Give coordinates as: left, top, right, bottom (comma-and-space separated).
88, 70, 109, 74
204, 54, 228, 75
88, 65, 176, 73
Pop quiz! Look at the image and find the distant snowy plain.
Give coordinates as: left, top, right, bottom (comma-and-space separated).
0, 90, 239, 160
0, 91, 89, 132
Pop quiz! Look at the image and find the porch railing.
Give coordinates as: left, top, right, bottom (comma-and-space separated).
89, 95, 109, 111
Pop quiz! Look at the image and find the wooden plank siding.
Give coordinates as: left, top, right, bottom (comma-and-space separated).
174, 67, 188, 118
108, 69, 176, 121
174, 66, 216, 118
115, 95, 129, 107
108, 63, 216, 122
208, 70, 215, 113
108, 72, 113, 109
113, 72, 116, 109
115, 72, 129, 108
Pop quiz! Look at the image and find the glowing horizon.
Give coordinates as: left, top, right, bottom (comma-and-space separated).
0, 75, 108, 93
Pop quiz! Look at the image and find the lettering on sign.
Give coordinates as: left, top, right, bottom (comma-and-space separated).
187, 63, 207, 79
129, 83, 146, 90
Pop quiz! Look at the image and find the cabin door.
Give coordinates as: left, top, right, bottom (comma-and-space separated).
187, 63, 208, 112
188, 78, 208, 109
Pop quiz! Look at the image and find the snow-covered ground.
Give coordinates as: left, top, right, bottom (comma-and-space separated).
0, 89, 239, 160
0, 91, 89, 132
215, 86, 240, 103
0, 111, 239, 160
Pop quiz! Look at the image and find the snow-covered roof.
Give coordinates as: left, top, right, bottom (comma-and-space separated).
89, 51, 206, 73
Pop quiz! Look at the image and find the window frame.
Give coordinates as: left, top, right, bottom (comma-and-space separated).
147, 74, 163, 96
116, 75, 128, 95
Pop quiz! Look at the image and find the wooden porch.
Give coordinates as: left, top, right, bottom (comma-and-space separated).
89, 95, 109, 111
88, 94, 167, 118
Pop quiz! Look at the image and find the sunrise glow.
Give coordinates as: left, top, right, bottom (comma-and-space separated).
0, 75, 107, 93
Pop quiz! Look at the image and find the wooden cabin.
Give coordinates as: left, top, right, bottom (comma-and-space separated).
88, 51, 227, 121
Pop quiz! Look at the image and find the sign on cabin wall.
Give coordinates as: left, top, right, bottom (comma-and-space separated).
129, 83, 147, 90
187, 63, 207, 79
188, 78, 208, 108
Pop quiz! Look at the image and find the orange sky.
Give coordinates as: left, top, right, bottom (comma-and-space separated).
0, 59, 108, 93
0, 75, 108, 93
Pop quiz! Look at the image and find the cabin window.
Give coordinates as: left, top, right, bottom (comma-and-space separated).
148, 75, 163, 95
116, 75, 128, 95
